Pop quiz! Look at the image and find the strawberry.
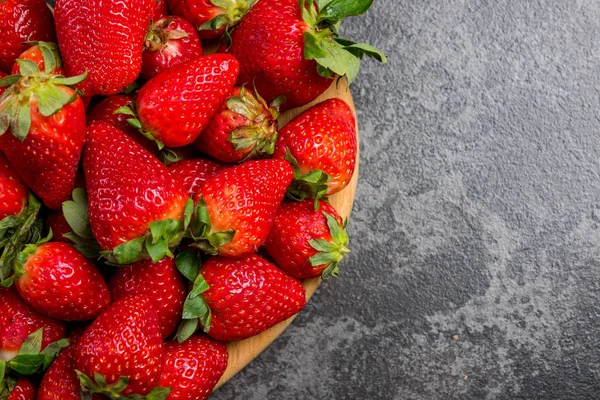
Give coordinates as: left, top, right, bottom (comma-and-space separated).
129, 54, 239, 148
0, 53, 87, 210
168, 158, 227, 198
264, 200, 349, 279
0, 286, 66, 361
158, 335, 228, 400
87, 95, 157, 154
189, 159, 292, 257
54, 0, 155, 96
84, 122, 189, 264
153, 0, 170, 21
13, 241, 110, 321
75, 295, 166, 397
0, 0, 56, 73
168, 0, 255, 39
10, 42, 64, 76
44, 211, 71, 243
193, 86, 283, 163
4, 378, 35, 400
273, 98, 357, 199
0, 152, 28, 221
142, 16, 203, 81
109, 257, 187, 338
228, 0, 386, 109
177, 253, 306, 342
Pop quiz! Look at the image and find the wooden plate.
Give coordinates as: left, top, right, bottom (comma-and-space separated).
215, 79, 359, 389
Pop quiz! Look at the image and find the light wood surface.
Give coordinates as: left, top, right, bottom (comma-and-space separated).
215, 79, 359, 389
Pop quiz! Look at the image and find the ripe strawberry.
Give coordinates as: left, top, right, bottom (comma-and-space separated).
44, 211, 71, 243
13, 241, 110, 321
75, 295, 165, 397
133, 54, 239, 148
5, 378, 35, 400
178, 254, 306, 342
168, 158, 227, 198
54, 0, 154, 96
273, 98, 357, 199
0, 152, 28, 221
190, 159, 292, 257
109, 257, 186, 338
87, 95, 157, 154
0, 0, 56, 73
264, 200, 349, 278
84, 122, 189, 264
0, 54, 87, 210
158, 335, 228, 400
142, 16, 203, 80
10, 42, 64, 76
193, 86, 283, 163
228, 0, 386, 109
153, 0, 170, 20
0, 286, 66, 361
167, 0, 254, 39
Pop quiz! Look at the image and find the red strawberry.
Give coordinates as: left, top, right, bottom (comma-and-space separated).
158, 335, 227, 400
109, 257, 186, 338
54, 0, 154, 96
142, 16, 203, 81
14, 242, 110, 321
0, 0, 56, 73
87, 95, 157, 154
0, 56, 87, 210
228, 0, 386, 109
168, 158, 227, 198
44, 211, 71, 243
178, 254, 305, 342
273, 98, 357, 199
0, 286, 66, 361
0, 152, 28, 221
168, 0, 254, 39
153, 0, 170, 20
84, 122, 189, 264
264, 200, 349, 279
38, 328, 107, 400
193, 86, 282, 163
190, 159, 292, 257
75, 295, 165, 397
10, 42, 64, 76
133, 54, 239, 148
5, 378, 35, 400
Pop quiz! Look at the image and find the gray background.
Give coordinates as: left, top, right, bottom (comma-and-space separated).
214, 1, 600, 399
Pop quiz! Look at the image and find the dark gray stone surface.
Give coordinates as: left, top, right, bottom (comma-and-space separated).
213, 1, 600, 399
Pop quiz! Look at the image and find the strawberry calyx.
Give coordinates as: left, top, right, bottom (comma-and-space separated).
185, 197, 235, 255
0, 194, 44, 287
300, 0, 387, 84
115, 102, 165, 150
145, 17, 190, 52
227, 86, 284, 159
174, 251, 212, 343
0, 328, 69, 377
198, 0, 257, 38
61, 188, 103, 259
76, 371, 171, 400
309, 211, 350, 279
12, 230, 53, 281
0, 374, 18, 400
14, 41, 64, 75
101, 199, 194, 265
0, 50, 87, 140
284, 148, 331, 204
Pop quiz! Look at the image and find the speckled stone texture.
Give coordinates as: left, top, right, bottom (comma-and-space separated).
213, 1, 600, 399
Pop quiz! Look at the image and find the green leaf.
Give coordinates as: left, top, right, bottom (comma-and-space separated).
175, 318, 198, 343
62, 188, 94, 239
309, 238, 338, 252
146, 386, 172, 400
15, 102, 31, 141
94, 372, 107, 387
0, 75, 20, 88
337, 40, 388, 63
114, 104, 135, 117
104, 237, 145, 265
19, 328, 43, 355
308, 250, 339, 266
317, 0, 374, 22
34, 83, 73, 117
183, 199, 194, 231
7, 354, 44, 375
323, 211, 348, 245
16, 59, 39, 76
0, 360, 6, 382
40, 43, 57, 73
40, 338, 69, 369
176, 250, 200, 282
52, 71, 88, 86
145, 236, 169, 263
189, 273, 210, 298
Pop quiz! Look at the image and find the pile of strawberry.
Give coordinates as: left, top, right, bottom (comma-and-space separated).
0, 0, 384, 398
